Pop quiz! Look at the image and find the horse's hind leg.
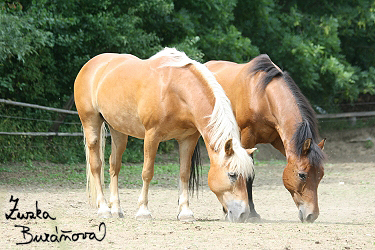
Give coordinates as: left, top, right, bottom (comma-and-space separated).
136, 129, 160, 220
83, 116, 111, 218
177, 132, 200, 222
108, 127, 128, 218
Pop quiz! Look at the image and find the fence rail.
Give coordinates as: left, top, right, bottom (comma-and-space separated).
0, 132, 83, 136
316, 111, 375, 119
1, 98, 80, 136
1, 98, 375, 136
0, 98, 78, 115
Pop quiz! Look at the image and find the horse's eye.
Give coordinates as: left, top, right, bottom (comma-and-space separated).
228, 172, 238, 182
298, 172, 307, 181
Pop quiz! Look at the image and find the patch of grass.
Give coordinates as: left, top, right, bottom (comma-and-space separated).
0, 166, 12, 172
0, 163, 86, 188
364, 139, 374, 149
113, 163, 207, 188
1, 162, 195, 189
2, 156, 270, 190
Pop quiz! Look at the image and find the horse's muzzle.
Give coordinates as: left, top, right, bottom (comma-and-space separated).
225, 200, 250, 223
298, 205, 319, 223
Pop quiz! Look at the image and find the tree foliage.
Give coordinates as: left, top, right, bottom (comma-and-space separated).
1, 0, 374, 109
1, 0, 374, 163
234, 0, 375, 108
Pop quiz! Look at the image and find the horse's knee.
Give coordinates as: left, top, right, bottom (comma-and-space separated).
179, 166, 191, 183
109, 155, 122, 175
142, 168, 154, 182
179, 174, 190, 184
87, 137, 100, 150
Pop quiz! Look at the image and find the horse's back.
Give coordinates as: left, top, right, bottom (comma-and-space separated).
205, 60, 245, 77
76, 53, 139, 84
74, 53, 140, 112
74, 53, 202, 139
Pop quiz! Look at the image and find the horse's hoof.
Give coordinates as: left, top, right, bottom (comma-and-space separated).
111, 208, 124, 218
112, 211, 124, 218
135, 208, 152, 220
178, 214, 195, 222
97, 206, 112, 218
178, 209, 195, 222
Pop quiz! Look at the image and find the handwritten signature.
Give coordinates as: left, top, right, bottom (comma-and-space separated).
5, 195, 106, 245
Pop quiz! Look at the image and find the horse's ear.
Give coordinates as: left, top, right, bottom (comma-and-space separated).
318, 138, 326, 151
246, 148, 257, 155
302, 138, 312, 155
224, 139, 234, 156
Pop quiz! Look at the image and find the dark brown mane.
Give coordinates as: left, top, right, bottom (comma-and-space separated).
248, 54, 325, 167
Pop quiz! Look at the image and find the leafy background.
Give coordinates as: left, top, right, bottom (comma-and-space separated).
1, 0, 374, 163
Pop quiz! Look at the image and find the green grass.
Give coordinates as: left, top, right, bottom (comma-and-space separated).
0, 162, 86, 188
0, 161, 212, 189
364, 139, 374, 149
0, 158, 284, 190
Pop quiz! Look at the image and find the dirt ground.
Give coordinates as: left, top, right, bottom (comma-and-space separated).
1, 128, 374, 249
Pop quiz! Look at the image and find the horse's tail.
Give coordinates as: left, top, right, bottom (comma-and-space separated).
189, 142, 202, 196
85, 123, 106, 207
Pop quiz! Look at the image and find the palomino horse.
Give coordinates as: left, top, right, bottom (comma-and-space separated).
206, 54, 326, 223
74, 48, 256, 223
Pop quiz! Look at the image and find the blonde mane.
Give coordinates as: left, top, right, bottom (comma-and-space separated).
151, 48, 254, 179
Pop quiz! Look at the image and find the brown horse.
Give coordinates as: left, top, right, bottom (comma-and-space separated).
206, 54, 326, 223
74, 48, 256, 222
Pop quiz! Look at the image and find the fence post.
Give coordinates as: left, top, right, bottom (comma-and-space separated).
49, 94, 75, 134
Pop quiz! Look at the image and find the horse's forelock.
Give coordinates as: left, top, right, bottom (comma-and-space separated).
217, 137, 254, 180
293, 120, 325, 168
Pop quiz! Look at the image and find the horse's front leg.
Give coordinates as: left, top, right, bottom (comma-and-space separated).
135, 130, 160, 220
177, 133, 200, 222
246, 176, 261, 221
241, 132, 261, 221
108, 127, 128, 218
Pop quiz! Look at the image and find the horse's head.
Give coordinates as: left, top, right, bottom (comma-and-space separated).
282, 138, 326, 223
207, 138, 256, 223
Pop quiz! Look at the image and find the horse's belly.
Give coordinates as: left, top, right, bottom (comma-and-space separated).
114, 116, 145, 139
100, 106, 146, 139
161, 127, 197, 141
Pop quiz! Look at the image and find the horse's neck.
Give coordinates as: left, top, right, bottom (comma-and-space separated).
172, 74, 216, 142
263, 79, 302, 157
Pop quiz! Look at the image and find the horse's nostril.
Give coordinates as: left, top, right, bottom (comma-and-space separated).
298, 210, 304, 222
239, 211, 247, 222
306, 214, 314, 223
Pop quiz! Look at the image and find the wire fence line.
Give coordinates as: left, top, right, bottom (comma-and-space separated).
316, 111, 375, 119
1, 98, 375, 137
0, 114, 81, 125
1, 98, 81, 136
0, 98, 78, 115
0, 132, 83, 136
318, 116, 374, 123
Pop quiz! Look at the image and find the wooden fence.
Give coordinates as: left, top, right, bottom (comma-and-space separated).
1, 98, 374, 136
0, 98, 81, 136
